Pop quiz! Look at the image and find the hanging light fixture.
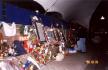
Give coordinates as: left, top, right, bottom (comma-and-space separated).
100, 16, 105, 20
35, 10, 39, 13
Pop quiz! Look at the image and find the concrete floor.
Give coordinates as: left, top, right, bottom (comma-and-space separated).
39, 53, 108, 70
40, 53, 87, 70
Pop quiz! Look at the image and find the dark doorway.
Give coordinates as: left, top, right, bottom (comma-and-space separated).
88, 0, 108, 69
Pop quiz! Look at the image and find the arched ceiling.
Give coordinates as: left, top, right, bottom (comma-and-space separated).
34, 0, 101, 28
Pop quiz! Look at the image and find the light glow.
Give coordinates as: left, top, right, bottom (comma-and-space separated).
101, 16, 105, 20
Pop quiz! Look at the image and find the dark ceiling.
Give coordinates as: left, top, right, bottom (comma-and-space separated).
6, 0, 45, 14
5, 0, 104, 28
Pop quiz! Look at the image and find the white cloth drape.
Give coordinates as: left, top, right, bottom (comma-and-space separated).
2, 22, 16, 36
77, 38, 86, 52
24, 25, 28, 35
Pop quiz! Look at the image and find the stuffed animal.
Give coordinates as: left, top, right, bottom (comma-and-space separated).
55, 53, 64, 61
